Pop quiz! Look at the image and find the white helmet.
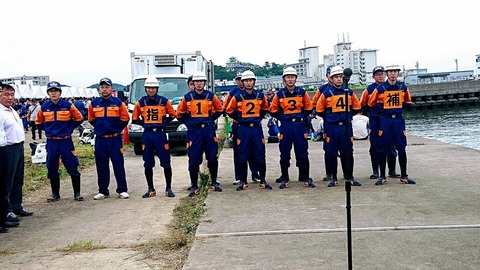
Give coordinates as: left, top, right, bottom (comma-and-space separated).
241, 70, 256, 81
144, 76, 159, 87
192, 71, 207, 81
329, 66, 344, 78
385, 65, 401, 72
282, 67, 297, 77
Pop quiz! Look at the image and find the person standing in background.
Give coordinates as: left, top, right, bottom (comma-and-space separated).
27, 99, 42, 140
311, 65, 335, 181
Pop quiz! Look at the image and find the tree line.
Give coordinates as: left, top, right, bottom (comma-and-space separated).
213, 57, 286, 81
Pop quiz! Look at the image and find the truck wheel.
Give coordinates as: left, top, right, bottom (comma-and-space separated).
133, 143, 143, 155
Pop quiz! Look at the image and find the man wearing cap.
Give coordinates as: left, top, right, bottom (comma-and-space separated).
88, 77, 130, 200
176, 71, 223, 197
269, 67, 315, 189
36, 81, 85, 202
222, 72, 261, 185
315, 66, 362, 188
367, 65, 416, 185
131, 76, 177, 198
360, 66, 400, 179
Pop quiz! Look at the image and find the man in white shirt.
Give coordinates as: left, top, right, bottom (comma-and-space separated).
27, 99, 42, 140
0, 84, 33, 229
352, 112, 369, 140
0, 83, 10, 232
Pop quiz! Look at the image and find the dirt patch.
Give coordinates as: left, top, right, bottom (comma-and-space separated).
0, 146, 193, 269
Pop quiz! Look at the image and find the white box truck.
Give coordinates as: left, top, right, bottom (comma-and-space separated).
127, 51, 215, 155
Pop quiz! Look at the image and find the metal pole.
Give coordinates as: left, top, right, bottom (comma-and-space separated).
343, 68, 353, 270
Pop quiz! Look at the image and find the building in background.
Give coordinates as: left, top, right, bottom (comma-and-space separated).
0, 75, 50, 86
288, 45, 320, 81
323, 34, 378, 85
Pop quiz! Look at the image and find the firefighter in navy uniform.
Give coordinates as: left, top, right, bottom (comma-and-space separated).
88, 77, 130, 200
311, 65, 335, 182
176, 71, 224, 197
315, 66, 362, 188
359, 66, 401, 179
367, 64, 416, 185
35, 81, 85, 202
132, 76, 177, 198
269, 67, 315, 189
222, 72, 261, 185
226, 70, 272, 191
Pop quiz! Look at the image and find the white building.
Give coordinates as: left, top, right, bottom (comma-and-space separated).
0, 75, 50, 86
330, 35, 378, 85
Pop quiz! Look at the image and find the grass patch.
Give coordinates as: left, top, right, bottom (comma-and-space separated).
409, 142, 425, 146
0, 248, 13, 256
23, 141, 98, 195
136, 172, 210, 269
58, 240, 106, 253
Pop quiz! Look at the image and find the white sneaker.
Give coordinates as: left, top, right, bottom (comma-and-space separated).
119, 192, 129, 199
94, 193, 108, 200
232, 179, 240, 185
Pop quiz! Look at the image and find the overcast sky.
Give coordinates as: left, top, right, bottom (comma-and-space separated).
2, 0, 478, 87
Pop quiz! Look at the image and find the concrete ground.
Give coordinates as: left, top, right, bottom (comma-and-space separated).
183, 118, 480, 270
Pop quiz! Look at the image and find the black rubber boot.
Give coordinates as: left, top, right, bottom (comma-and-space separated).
297, 159, 310, 182
72, 175, 83, 201
275, 161, 290, 183
388, 155, 400, 177
47, 178, 61, 202
145, 168, 154, 190
370, 155, 379, 178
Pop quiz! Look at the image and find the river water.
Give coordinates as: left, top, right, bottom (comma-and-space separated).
405, 105, 480, 151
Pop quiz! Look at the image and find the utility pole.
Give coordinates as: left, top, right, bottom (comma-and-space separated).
454, 58, 458, 71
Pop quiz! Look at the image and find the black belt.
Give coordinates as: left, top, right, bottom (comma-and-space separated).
386, 114, 403, 119
8, 142, 24, 146
282, 118, 304, 122
144, 127, 165, 132
99, 133, 120, 138
240, 122, 261, 127
47, 136, 71, 140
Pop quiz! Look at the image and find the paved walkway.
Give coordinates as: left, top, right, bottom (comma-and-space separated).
183, 120, 480, 269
